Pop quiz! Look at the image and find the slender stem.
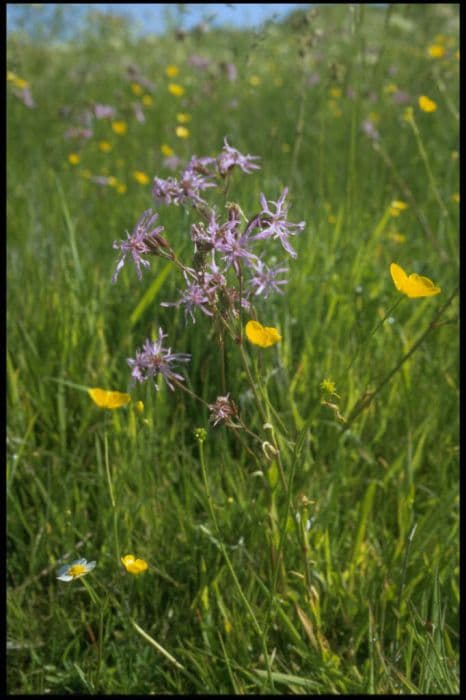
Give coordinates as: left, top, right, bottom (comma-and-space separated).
372, 140, 436, 246
238, 264, 244, 347
347, 296, 404, 371
394, 523, 418, 651
342, 287, 458, 433
407, 113, 449, 218
104, 431, 120, 563
197, 436, 274, 689
130, 618, 185, 670
290, 51, 309, 183
171, 377, 210, 408
238, 343, 268, 425
81, 576, 101, 606
264, 429, 302, 633
432, 65, 459, 121
218, 323, 226, 395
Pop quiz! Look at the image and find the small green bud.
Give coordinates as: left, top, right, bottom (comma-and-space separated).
194, 428, 207, 443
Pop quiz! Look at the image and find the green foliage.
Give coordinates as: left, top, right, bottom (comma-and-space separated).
7, 4, 459, 694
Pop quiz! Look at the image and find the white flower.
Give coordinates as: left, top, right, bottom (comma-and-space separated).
56, 558, 96, 582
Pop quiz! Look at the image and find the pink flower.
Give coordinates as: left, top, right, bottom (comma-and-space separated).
128, 328, 190, 391
217, 138, 260, 176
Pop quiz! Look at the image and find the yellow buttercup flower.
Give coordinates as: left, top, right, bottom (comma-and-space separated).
131, 82, 143, 95
329, 86, 342, 98
176, 112, 191, 123
142, 94, 153, 106
121, 554, 148, 575
390, 262, 441, 298
249, 75, 261, 87
135, 400, 144, 414
165, 64, 179, 78
132, 170, 150, 185
168, 83, 185, 97
161, 144, 174, 157
389, 200, 408, 217
428, 45, 445, 58
116, 182, 127, 194
245, 320, 282, 348
98, 140, 112, 152
68, 153, 80, 165
388, 232, 406, 244
175, 126, 189, 139
88, 388, 131, 409
13, 77, 30, 89
418, 95, 437, 113
112, 120, 128, 134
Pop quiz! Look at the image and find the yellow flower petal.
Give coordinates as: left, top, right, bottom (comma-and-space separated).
390, 263, 441, 298
88, 388, 131, 409
168, 83, 185, 97
428, 45, 445, 58
121, 554, 148, 574
175, 125, 189, 139
132, 170, 150, 185
245, 320, 282, 348
112, 120, 128, 134
418, 95, 437, 112
161, 144, 174, 157
13, 77, 30, 89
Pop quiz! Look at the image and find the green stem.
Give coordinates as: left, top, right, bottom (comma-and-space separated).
104, 431, 120, 563
342, 287, 458, 433
264, 425, 306, 634
237, 343, 287, 488
372, 140, 436, 246
81, 576, 101, 606
197, 436, 274, 690
238, 343, 269, 426
394, 522, 417, 650
407, 113, 449, 218
347, 296, 404, 371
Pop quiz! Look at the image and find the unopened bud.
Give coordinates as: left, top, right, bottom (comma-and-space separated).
262, 441, 279, 460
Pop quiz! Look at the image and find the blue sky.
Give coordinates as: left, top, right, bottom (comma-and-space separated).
7, 4, 311, 37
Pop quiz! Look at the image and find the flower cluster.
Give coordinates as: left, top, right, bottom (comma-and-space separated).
111, 138, 305, 435
127, 327, 191, 391
113, 140, 304, 329
112, 210, 171, 283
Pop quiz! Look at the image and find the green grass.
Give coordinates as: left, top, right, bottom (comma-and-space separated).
7, 4, 459, 694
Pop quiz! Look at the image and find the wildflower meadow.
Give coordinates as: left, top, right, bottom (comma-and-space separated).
7, 3, 459, 694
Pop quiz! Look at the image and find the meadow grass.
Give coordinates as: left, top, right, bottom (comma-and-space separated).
7, 4, 459, 694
